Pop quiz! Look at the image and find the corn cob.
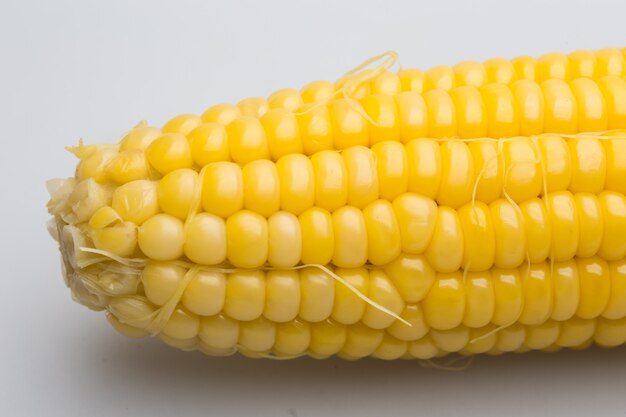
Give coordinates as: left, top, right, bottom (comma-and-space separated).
48, 49, 626, 361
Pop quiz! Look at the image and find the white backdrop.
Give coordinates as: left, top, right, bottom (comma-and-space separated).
1, 0, 626, 416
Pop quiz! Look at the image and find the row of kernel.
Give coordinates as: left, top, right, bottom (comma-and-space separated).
89, 182, 626, 271
107, 292, 626, 359
136, 256, 626, 335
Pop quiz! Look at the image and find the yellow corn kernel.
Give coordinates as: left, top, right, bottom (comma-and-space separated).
141, 262, 186, 306
569, 50, 597, 79
223, 270, 265, 321
237, 96, 268, 118
394, 92, 428, 142
568, 137, 607, 194
157, 168, 198, 220
541, 79, 578, 134
361, 94, 399, 144
425, 65, 454, 91
502, 137, 543, 203
525, 320, 559, 350
604, 260, 626, 319
162, 307, 200, 340
181, 270, 226, 316
510, 80, 544, 135
261, 109, 303, 160
201, 162, 243, 218
183, 213, 226, 265
274, 320, 310, 355
226, 210, 268, 268
490, 199, 525, 268
399, 68, 425, 93
238, 317, 275, 352
468, 140, 502, 204
331, 268, 368, 325
422, 272, 465, 330
537, 134, 571, 192
492, 268, 523, 326
242, 160, 280, 218
372, 141, 408, 201
300, 80, 335, 103
408, 335, 439, 359
458, 201, 496, 272
571, 78, 608, 132
512, 56, 537, 80
484, 58, 516, 84
373, 334, 408, 360
423, 89, 457, 138
388, 304, 429, 341
480, 83, 518, 138
495, 322, 526, 352
275, 154, 314, 215
329, 99, 369, 149
537, 52, 570, 82
361, 270, 404, 329
341, 146, 378, 208
576, 257, 611, 319
450, 86, 487, 138
119, 126, 161, 152
430, 326, 470, 352
453, 61, 487, 87
596, 48, 625, 77
226, 116, 270, 164
296, 103, 333, 155
162, 114, 202, 136
89, 214, 137, 261
519, 263, 553, 325
551, 260, 580, 321
594, 317, 626, 347
437, 140, 474, 208
574, 193, 603, 257
341, 323, 384, 359
557, 317, 595, 347
598, 191, 626, 261
384, 254, 435, 303
597, 76, 626, 128
264, 270, 300, 323
392, 193, 437, 255
406, 139, 441, 199
363, 200, 401, 266
268, 88, 303, 111
145, 133, 193, 175
464, 326, 498, 354
138, 213, 185, 261
424, 206, 464, 273
332, 206, 367, 268
309, 320, 347, 356
519, 198, 551, 263
267, 211, 301, 268
299, 207, 334, 265
299, 267, 334, 322
198, 314, 239, 349
463, 271, 495, 328
78, 148, 118, 182
545, 191, 579, 262
311, 150, 348, 212
370, 71, 401, 96
111, 180, 159, 225
106, 150, 149, 184
187, 123, 230, 166
201, 103, 242, 125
